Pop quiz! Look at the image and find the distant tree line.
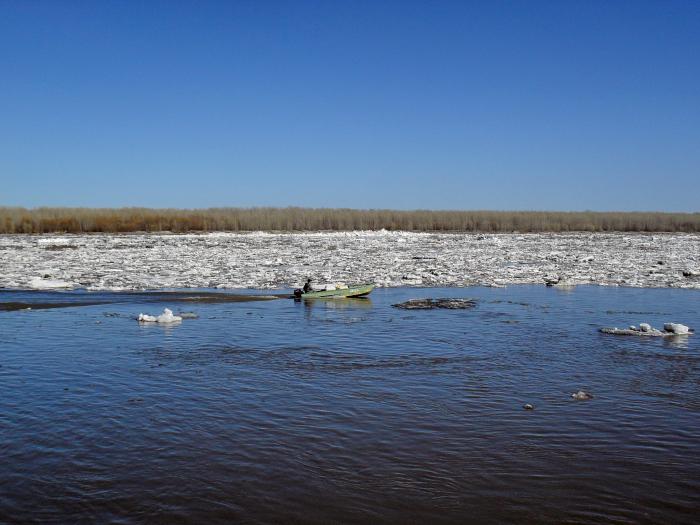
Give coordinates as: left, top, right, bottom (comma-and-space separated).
0, 207, 698, 234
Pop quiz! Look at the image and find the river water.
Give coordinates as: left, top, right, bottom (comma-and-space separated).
1, 286, 699, 524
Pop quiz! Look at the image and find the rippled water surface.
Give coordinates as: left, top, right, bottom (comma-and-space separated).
1, 286, 699, 524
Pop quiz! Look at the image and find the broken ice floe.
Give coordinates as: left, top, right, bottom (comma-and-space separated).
27, 276, 77, 290
544, 274, 576, 288
600, 322, 693, 337
571, 391, 594, 400
138, 308, 183, 323
544, 275, 561, 286
663, 323, 691, 335
392, 298, 477, 310
1, 231, 699, 291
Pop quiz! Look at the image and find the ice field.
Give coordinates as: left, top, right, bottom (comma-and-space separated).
1, 231, 698, 291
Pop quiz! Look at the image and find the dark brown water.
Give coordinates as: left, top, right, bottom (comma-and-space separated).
1, 286, 699, 524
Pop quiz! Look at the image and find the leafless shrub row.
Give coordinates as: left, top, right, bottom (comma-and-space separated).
0, 207, 698, 233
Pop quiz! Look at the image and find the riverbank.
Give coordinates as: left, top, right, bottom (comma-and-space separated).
2, 207, 699, 233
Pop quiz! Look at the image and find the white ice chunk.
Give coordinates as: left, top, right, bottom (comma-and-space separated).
157, 308, 182, 323
27, 277, 76, 290
571, 390, 593, 400
664, 323, 690, 335
138, 308, 182, 323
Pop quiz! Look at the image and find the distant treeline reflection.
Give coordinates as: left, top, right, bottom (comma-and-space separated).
1, 207, 698, 233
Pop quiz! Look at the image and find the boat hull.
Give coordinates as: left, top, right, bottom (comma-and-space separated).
301, 284, 374, 299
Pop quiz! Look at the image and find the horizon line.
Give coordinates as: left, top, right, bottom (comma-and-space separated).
2, 206, 698, 215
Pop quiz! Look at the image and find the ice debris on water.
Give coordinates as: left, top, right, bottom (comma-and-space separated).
664, 323, 690, 335
2, 231, 700, 291
601, 322, 693, 337
138, 308, 182, 323
571, 391, 593, 400
27, 276, 77, 290
544, 275, 561, 286
392, 298, 477, 310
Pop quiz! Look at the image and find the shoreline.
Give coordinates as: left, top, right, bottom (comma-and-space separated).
3, 282, 700, 295
2, 283, 698, 313
3, 208, 699, 234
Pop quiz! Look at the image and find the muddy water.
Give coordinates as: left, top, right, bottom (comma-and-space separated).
1, 286, 698, 523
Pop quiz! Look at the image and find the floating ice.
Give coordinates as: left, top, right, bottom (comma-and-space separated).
664, 323, 690, 335
27, 276, 77, 290
571, 391, 594, 400
601, 322, 693, 337
138, 308, 183, 323
1, 232, 699, 291
392, 298, 477, 310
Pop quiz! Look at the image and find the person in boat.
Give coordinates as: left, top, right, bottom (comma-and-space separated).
303, 278, 313, 293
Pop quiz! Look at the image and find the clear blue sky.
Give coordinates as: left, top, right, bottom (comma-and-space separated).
1, 1, 698, 211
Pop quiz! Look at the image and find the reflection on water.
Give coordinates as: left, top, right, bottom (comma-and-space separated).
663, 334, 692, 350
137, 319, 182, 330
301, 296, 373, 309
1, 286, 699, 524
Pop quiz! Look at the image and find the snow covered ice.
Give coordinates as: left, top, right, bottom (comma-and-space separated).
27, 276, 78, 290
0, 231, 698, 291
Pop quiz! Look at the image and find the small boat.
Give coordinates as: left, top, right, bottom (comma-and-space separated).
296, 283, 375, 299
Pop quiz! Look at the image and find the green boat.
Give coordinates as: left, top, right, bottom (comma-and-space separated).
297, 283, 375, 299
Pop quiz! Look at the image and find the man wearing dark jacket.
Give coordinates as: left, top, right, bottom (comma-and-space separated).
303, 278, 313, 293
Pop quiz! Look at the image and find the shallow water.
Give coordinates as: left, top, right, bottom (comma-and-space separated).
1, 286, 699, 524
